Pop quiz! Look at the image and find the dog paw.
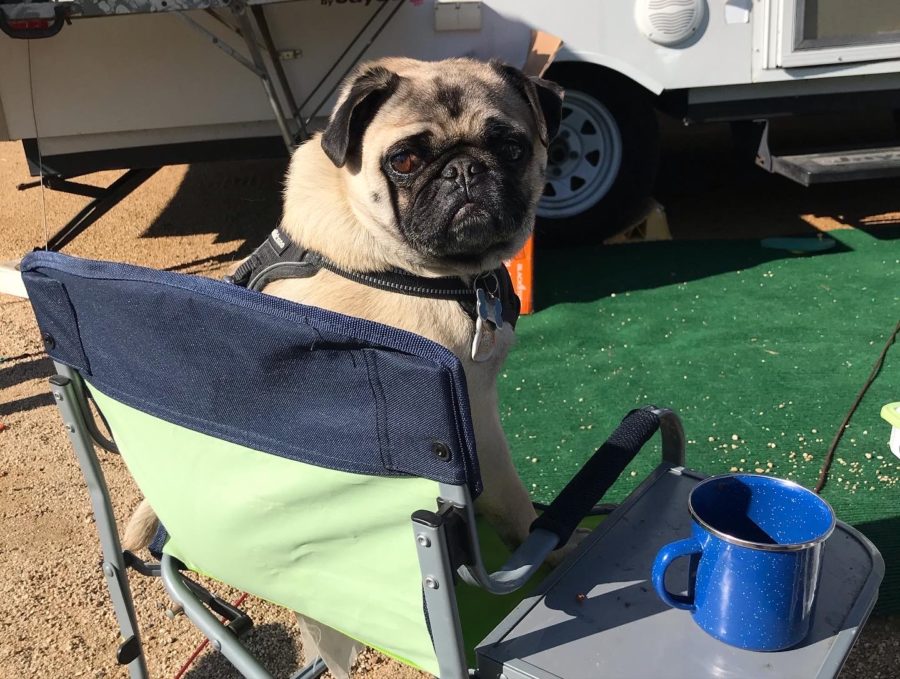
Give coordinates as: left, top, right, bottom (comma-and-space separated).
545, 527, 592, 568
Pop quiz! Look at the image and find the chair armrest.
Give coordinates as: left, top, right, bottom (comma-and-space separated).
457, 527, 560, 594
530, 406, 665, 548
440, 407, 683, 596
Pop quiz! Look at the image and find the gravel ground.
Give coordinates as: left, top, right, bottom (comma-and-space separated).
1, 130, 898, 678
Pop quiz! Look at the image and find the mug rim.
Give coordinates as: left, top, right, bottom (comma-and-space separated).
688, 473, 836, 552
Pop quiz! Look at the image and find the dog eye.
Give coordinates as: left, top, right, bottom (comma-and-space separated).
502, 142, 524, 161
389, 151, 422, 174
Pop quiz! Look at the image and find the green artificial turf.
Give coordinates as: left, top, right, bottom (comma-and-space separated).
499, 228, 900, 611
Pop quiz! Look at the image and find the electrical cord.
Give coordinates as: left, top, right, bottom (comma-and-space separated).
815, 318, 900, 494
25, 40, 49, 250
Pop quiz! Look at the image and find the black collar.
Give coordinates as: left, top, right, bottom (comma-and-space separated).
226, 228, 521, 329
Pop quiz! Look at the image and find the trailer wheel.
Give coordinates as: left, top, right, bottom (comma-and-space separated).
536, 67, 659, 246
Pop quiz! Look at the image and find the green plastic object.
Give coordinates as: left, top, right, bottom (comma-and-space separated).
882, 402, 900, 458
881, 402, 900, 428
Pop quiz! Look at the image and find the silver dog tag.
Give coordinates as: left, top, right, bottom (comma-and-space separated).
471, 316, 496, 362
471, 288, 504, 363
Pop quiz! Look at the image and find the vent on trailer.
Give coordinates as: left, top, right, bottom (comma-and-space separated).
635, 0, 706, 47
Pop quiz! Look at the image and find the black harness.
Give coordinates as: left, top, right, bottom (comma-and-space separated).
226, 228, 521, 328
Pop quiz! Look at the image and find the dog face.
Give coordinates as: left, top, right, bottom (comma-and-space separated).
319, 57, 563, 273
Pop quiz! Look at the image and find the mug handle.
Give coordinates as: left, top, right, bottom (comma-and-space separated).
651, 537, 701, 611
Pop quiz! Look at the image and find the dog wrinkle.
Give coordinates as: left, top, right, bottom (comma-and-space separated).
433, 78, 465, 119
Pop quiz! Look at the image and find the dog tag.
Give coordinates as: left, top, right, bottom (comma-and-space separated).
471, 288, 503, 363
471, 315, 497, 362
476, 287, 504, 329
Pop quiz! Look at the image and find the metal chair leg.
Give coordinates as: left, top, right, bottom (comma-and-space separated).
50, 374, 149, 679
288, 657, 328, 679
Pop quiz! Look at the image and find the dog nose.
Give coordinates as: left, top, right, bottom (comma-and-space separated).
442, 157, 486, 199
442, 157, 486, 180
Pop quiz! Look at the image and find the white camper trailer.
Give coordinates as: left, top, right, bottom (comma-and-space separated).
1, 0, 900, 248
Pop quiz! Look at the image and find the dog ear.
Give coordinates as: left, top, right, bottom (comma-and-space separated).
321, 65, 401, 169
491, 61, 564, 147
528, 76, 565, 144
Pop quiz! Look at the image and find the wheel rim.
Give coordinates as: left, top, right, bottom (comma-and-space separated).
537, 89, 623, 220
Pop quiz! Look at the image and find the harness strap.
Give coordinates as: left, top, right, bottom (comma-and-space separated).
227, 228, 318, 291
227, 228, 521, 328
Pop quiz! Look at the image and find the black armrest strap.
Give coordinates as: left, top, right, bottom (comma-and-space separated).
530, 407, 661, 547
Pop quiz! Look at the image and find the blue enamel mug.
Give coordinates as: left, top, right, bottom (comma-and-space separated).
652, 473, 835, 651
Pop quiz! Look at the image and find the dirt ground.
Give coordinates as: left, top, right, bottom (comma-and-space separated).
1, 123, 899, 678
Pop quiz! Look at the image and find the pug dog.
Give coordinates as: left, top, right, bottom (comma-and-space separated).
125, 56, 563, 553
122, 56, 563, 675
274, 56, 563, 549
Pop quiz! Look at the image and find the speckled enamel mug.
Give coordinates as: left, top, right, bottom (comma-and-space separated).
652, 473, 835, 651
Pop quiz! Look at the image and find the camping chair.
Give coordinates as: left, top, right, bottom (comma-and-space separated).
22, 250, 883, 679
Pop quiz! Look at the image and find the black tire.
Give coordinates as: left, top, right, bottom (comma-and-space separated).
536, 64, 660, 247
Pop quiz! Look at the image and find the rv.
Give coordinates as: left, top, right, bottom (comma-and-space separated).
1, 0, 899, 247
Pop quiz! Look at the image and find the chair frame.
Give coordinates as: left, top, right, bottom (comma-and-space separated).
49, 361, 686, 679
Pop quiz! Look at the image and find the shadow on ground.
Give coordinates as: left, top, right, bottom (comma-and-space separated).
183, 623, 301, 679
144, 158, 288, 273
0, 354, 54, 416
654, 119, 900, 242
533, 236, 852, 310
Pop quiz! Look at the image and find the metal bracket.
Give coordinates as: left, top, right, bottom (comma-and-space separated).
26, 168, 159, 251
412, 511, 470, 679
653, 407, 687, 467
178, 10, 264, 77
249, 4, 307, 138
18, 176, 105, 198
122, 550, 161, 577
177, 2, 307, 149
755, 120, 774, 173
